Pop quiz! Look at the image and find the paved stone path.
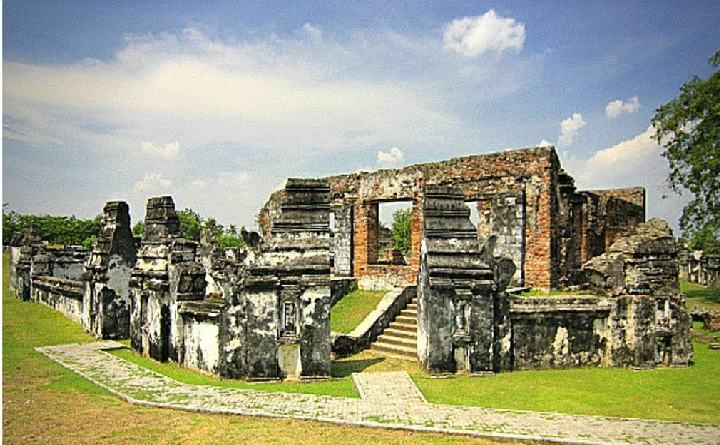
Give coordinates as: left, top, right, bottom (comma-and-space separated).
37, 341, 720, 445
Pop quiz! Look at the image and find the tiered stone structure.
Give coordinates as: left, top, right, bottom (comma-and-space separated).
240, 178, 332, 380
417, 186, 515, 374
582, 219, 693, 367
82, 201, 137, 339
260, 146, 645, 291
129, 196, 190, 361
125, 182, 332, 381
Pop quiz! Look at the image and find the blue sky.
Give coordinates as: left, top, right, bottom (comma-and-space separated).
3, 1, 720, 232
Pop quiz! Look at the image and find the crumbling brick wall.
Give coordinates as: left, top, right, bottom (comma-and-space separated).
260, 146, 645, 290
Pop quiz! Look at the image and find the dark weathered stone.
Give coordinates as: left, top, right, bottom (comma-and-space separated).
417, 185, 512, 375
581, 218, 693, 368
83, 201, 137, 339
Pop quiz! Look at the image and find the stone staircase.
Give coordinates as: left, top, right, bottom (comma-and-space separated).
370, 297, 418, 361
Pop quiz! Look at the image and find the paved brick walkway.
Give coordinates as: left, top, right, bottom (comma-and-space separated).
37, 341, 720, 445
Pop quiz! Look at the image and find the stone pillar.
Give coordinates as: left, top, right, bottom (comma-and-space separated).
417, 186, 514, 375
130, 196, 183, 361
331, 204, 354, 277
9, 226, 43, 301
244, 178, 332, 381
83, 201, 137, 339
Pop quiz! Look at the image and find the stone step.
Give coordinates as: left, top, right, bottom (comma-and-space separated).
399, 308, 417, 317
389, 321, 417, 332
382, 327, 417, 339
371, 341, 418, 361
376, 334, 417, 348
406, 303, 418, 311
394, 315, 417, 324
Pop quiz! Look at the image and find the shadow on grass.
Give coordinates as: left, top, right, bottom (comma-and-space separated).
332, 357, 385, 378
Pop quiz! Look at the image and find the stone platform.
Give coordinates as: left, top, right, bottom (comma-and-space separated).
37, 341, 720, 445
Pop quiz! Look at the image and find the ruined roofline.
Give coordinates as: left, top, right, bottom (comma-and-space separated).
324, 145, 558, 181
579, 186, 646, 207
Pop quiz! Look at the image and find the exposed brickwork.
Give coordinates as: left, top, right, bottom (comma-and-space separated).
259, 146, 645, 290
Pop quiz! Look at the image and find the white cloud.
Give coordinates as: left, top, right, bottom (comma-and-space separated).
3, 25, 541, 229
538, 139, 553, 147
301, 23, 322, 39
576, 126, 658, 180
605, 96, 640, 119
133, 172, 172, 193
377, 146, 404, 167
560, 125, 686, 232
140, 141, 180, 159
443, 10, 525, 58
557, 113, 586, 147
217, 171, 250, 189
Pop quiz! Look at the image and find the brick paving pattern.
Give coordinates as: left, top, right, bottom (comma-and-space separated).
37, 341, 720, 445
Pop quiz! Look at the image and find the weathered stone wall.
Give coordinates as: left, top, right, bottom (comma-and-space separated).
29, 276, 85, 324
47, 247, 88, 280
241, 178, 333, 381
510, 296, 611, 369
680, 249, 720, 289
582, 219, 693, 368
331, 204, 354, 276
416, 191, 690, 373
260, 146, 645, 291
129, 196, 185, 362
125, 182, 332, 382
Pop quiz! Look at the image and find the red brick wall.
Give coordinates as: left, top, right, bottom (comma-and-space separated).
258, 147, 644, 291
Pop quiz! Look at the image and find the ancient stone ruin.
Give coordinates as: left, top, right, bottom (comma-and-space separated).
260, 146, 645, 291
679, 248, 720, 289
8, 145, 693, 380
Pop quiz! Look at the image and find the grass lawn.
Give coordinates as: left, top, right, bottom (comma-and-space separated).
4, 250, 720, 443
682, 281, 720, 311
412, 342, 720, 424
1, 253, 509, 445
330, 289, 386, 334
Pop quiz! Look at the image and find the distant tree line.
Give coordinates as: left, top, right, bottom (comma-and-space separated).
3, 204, 245, 250
3, 204, 101, 248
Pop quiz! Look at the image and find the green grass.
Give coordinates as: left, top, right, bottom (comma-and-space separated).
5, 251, 720, 425
2, 254, 109, 396
330, 289, 387, 334
412, 344, 720, 424
682, 281, 720, 311
108, 347, 359, 398
3, 253, 505, 445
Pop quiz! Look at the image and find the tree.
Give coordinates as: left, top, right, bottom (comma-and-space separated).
132, 221, 145, 238
2, 204, 101, 247
652, 50, 720, 253
178, 208, 202, 241
391, 208, 412, 254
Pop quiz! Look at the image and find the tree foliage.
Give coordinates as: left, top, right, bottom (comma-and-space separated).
391, 208, 412, 254
3, 204, 101, 246
652, 50, 720, 253
132, 207, 245, 249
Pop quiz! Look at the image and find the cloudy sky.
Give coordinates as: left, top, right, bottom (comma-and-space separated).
3, 1, 719, 233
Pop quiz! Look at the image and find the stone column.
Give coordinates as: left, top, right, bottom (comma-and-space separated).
129, 196, 183, 361
83, 201, 137, 339
417, 186, 514, 375
244, 178, 332, 381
